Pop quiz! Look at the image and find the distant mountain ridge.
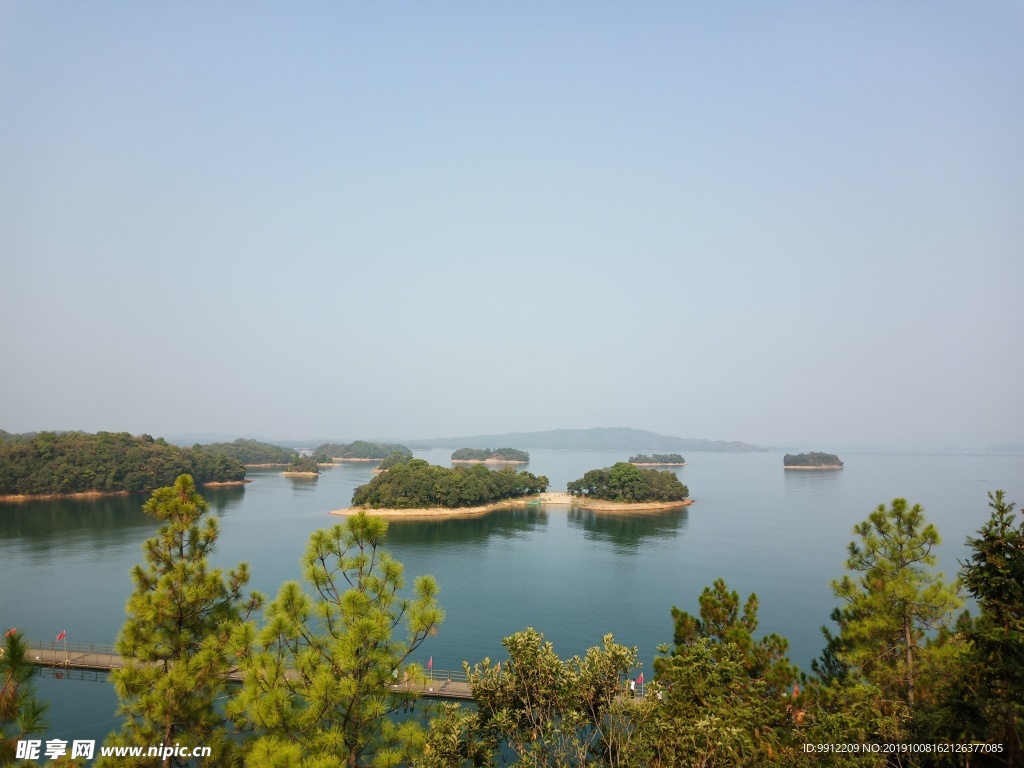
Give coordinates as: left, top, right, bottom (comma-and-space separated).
406, 428, 765, 452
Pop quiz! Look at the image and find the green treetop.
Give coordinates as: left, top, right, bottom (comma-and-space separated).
957, 491, 1024, 766
566, 463, 688, 503
830, 498, 961, 708
99, 475, 263, 768
228, 513, 444, 768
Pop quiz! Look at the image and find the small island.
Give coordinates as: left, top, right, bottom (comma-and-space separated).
314, 440, 413, 462
331, 459, 549, 517
450, 447, 529, 464
628, 453, 686, 466
783, 452, 844, 470
282, 456, 321, 477
566, 462, 692, 510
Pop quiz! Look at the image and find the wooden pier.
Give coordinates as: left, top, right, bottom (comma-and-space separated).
24, 641, 473, 701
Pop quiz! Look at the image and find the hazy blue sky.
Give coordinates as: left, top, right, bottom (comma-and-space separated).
2, 3, 1021, 448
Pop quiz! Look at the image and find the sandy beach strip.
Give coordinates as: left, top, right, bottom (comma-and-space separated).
328, 492, 693, 518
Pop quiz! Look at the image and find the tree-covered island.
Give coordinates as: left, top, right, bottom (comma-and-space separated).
282, 456, 320, 476
783, 452, 844, 469
451, 447, 530, 463
199, 438, 297, 466
314, 440, 413, 462
344, 459, 548, 513
0, 430, 246, 498
628, 453, 686, 465
567, 462, 690, 505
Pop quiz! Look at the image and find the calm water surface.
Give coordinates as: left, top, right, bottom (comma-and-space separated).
2, 449, 1022, 747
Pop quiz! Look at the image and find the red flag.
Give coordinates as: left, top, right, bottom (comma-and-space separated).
637, 673, 644, 686
427, 656, 433, 670
56, 630, 66, 641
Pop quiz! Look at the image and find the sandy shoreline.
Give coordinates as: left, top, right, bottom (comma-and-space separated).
329, 492, 694, 518
0, 479, 251, 502
282, 471, 320, 477
784, 465, 843, 470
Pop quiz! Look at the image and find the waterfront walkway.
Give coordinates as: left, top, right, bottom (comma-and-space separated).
24, 640, 473, 701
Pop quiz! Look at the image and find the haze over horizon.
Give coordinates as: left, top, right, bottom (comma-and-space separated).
2, 4, 1021, 451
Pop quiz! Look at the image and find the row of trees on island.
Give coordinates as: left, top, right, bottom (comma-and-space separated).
352, 460, 549, 509
450, 447, 530, 463
567, 462, 689, 503
285, 456, 320, 474
5, 479, 1021, 767
314, 441, 413, 462
198, 438, 297, 466
0, 431, 245, 496
784, 452, 844, 468
628, 453, 685, 465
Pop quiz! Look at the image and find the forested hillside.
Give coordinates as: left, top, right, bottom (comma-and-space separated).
0, 431, 245, 495
315, 440, 413, 460
199, 438, 296, 465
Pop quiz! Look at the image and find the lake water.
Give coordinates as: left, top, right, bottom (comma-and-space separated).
3, 448, 1022, 748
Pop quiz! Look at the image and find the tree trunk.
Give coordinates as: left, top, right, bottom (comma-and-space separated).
903, 613, 914, 706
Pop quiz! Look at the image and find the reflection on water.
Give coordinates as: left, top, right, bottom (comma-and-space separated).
378, 507, 548, 546
285, 475, 321, 495
567, 507, 688, 551
0, 495, 155, 553
202, 484, 247, 514
782, 468, 844, 497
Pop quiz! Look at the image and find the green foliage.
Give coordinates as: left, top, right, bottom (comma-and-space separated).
645, 638, 795, 767
0, 431, 245, 496
566, 463, 688, 503
450, 448, 529, 463
199, 438, 296, 465
783, 452, 843, 467
378, 451, 414, 471
830, 498, 961, 709
1, 631, 49, 767
100, 475, 262, 767
430, 629, 641, 768
352, 460, 548, 509
317, 441, 413, 460
627, 454, 684, 465
659, 578, 798, 694
954, 490, 1024, 765
229, 513, 444, 768
286, 456, 320, 474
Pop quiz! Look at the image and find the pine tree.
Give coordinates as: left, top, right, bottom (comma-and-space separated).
959, 490, 1023, 766
99, 475, 262, 768
831, 498, 961, 708
660, 578, 797, 694
228, 512, 444, 768
1, 631, 49, 767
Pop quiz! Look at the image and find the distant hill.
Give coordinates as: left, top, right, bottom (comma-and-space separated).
986, 443, 1024, 454
407, 428, 765, 452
